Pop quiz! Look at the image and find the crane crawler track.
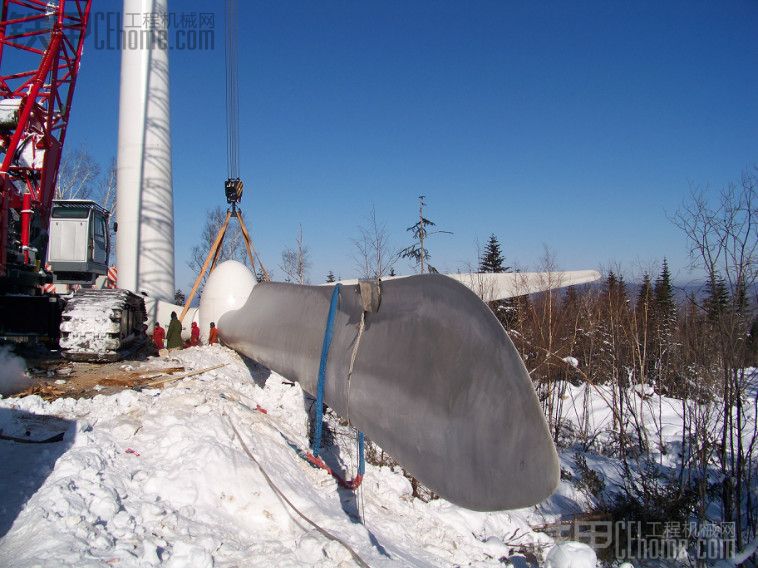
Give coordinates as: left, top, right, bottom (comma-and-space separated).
59, 289, 147, 362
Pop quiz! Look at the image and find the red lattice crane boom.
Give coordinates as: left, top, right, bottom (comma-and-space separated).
0, 0, 92, 280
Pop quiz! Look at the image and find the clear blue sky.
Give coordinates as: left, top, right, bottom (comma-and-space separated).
67, 0, 757, 290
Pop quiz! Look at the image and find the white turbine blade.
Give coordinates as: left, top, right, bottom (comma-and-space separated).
215, 273, 560, 510
323, 270, 601, 302
447, 270, 602, 301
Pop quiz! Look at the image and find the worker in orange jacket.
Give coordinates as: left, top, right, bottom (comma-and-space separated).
209, 322, 219, 345
190, 321, 200, 346
152, 322, 166, 350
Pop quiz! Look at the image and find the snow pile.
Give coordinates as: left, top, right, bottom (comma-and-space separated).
0, 345, 29, 396
0, 346, 558, 567
544, 542, 597, 568
556, 379, 756, 462
632, 383, 654, 398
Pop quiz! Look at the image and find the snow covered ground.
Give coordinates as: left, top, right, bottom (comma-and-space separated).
0, 346, 564, 567
1, 346, 752, 566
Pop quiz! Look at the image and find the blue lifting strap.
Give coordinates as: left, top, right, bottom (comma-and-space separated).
358, 432, 365, 476
312, 283, 366, 485
312, 283, 341, 457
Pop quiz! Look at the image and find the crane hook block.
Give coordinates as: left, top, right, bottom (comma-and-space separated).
225, 178, 244, 204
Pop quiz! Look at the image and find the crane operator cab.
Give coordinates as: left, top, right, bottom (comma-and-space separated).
48, 200, 110, 285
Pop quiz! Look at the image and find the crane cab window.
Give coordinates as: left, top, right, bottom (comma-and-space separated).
94, 215, 106, 238
52, 206, 90, 219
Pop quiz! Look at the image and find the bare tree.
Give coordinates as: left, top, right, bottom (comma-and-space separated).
509, 248, 570, 441
98, 158, 117, 213
187, 206, 247, 288
56, 146, 101, 200
56, 148, 117, 217
100, 159, 118, 254
400, 195, 452, 274
673, 167, 758, 550
352, 206, 395, 279
280, 225, 311, 284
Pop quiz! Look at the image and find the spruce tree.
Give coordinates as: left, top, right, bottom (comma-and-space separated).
734, 276, 748, 315
636, 272, 654, 370
605, 271, 618, 296
326, 270, 336, 283
563, 285, 579, 314
617, 274, 629, 305
636, 273, 653, 324
705, 275, 730, 321
479, 234, 510, 273
601, 271, 631, 389
653, 258, 676, 334
605, 271, 628, 306
604, 271, 618, 313
652, 259, 677, 393
478, 234, 515, 329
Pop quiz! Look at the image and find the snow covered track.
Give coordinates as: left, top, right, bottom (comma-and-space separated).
0, 346, 552, 567
59, 288, 148, 362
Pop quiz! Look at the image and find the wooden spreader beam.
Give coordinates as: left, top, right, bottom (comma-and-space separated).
179, 207, 269, 322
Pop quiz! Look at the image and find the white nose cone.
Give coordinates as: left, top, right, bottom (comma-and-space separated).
198, 261, 256, 342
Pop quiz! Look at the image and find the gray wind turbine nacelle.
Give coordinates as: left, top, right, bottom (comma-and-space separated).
199, 260, 559, 511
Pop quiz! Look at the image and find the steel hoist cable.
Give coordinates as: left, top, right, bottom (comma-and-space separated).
225, 0, 240, 179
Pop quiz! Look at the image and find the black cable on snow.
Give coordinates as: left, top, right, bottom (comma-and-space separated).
225, 415, 371, 568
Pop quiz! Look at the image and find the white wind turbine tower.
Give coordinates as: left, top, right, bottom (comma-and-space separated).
116, 0, 175, 302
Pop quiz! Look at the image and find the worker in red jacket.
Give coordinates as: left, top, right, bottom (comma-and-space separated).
152, 322, 165, 350
190, 321, 200, 346
209, 322, 219, 345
